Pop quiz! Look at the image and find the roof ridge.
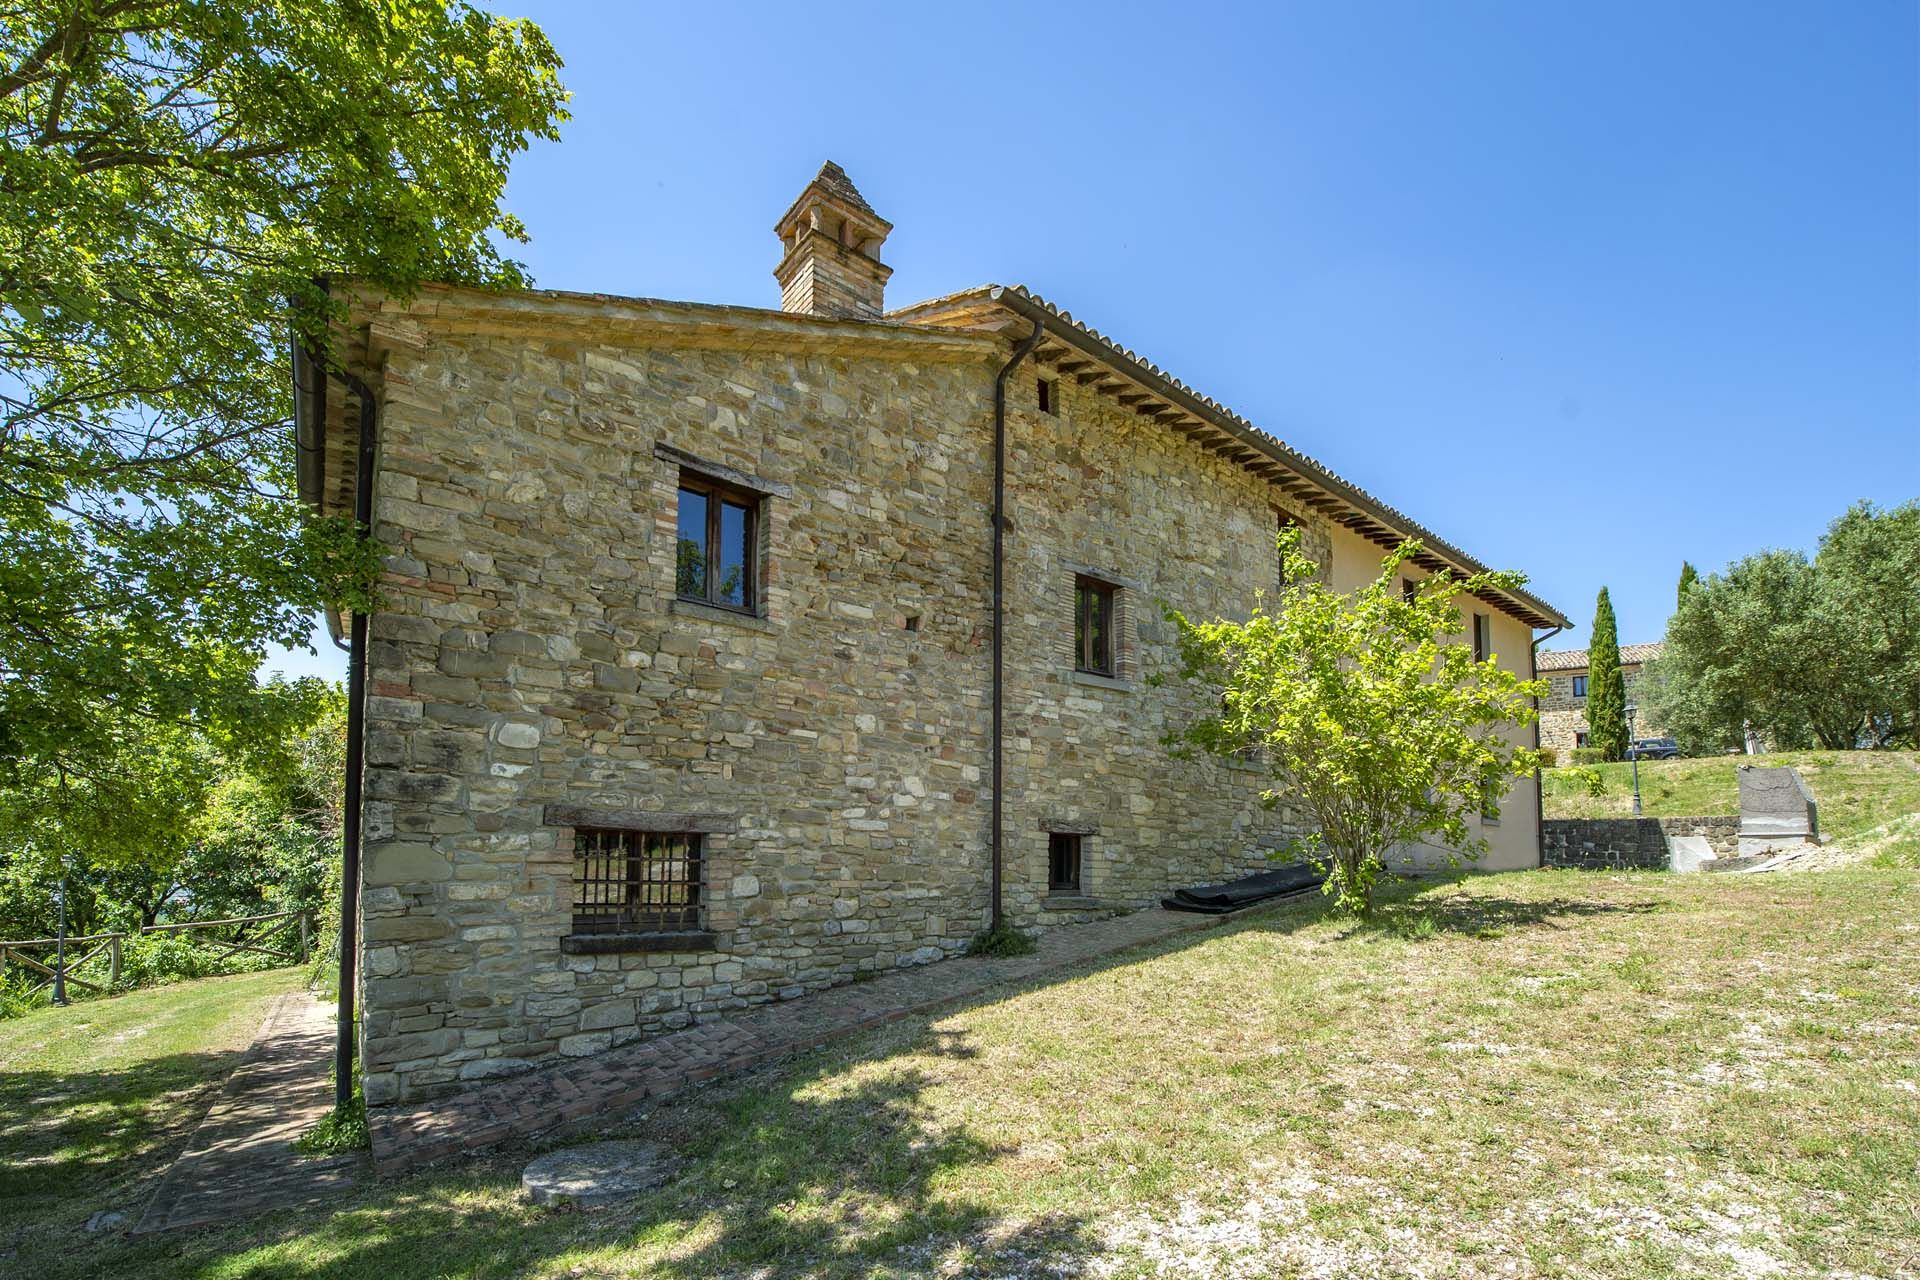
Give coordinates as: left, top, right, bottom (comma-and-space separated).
894, 283, 1568, 628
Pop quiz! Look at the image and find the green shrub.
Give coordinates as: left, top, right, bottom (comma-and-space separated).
1571, 747, 1607, 765
1566, 766, 1607, 797
297, 1086, 369, 1155
1536, 748, 1559, 769
0, 969, 47, 1019
966, 922, 1037, 958
116, 931, 281, 990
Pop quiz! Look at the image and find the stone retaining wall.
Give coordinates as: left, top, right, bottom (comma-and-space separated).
1541, 816, 1740, 870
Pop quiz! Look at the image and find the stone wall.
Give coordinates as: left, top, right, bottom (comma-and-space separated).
1541, 816, 1740, 869
352, 316, 1324, 1105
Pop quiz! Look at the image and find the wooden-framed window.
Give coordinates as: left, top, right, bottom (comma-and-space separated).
1074, 575, 1116, 676
1471, 613, 1491, 663
1037, 377, 1058, 415
676, 477, 757, 612
1571, 675, 1588, 698
571, 829, 702, 934
1048, 832, 1082, 893
1575, 730, 1591, 748
1402, 577, 1419, 603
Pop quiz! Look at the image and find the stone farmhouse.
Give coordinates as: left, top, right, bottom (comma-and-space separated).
1537, 642, 1665, 757
293, 163, 1570, 1108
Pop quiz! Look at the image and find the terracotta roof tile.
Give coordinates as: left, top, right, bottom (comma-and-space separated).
892, 284, 1570, 629
1537, 642, 1664, 671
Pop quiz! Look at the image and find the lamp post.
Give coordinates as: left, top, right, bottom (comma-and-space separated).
52, 866, 69, 1007
1625, 702, 1643, 816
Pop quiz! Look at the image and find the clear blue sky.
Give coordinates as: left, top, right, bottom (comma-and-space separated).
263, 0, 1918, 682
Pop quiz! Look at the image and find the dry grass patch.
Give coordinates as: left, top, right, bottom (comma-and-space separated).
34, 870, 1920, 1279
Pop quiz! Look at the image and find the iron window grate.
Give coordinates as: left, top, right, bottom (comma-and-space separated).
571, 829, 702, 934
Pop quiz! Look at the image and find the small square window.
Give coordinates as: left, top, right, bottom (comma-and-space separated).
677, 477, 758, 612
572, 829, 703, 934
1571, 675, 1588, 698
1575, 731, 1590, 748
1074, 575, 1116, 676
1402, 578, 1418, 603
1037, 377, 1057, 415
1048, 832, 1082, 893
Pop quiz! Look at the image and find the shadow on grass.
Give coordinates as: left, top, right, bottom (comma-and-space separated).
0, 1049, 251, 1265
34, 880, 1668, 1277
1330, 881, 1665, 942
124, 1030, 1101, 1280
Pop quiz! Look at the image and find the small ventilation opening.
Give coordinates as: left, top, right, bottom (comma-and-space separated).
902, 614, 921, 632
1048, 832, 1082, 894
1037, 377, 1057, 415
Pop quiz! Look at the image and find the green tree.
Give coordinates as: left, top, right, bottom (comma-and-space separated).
1586, 587, 1629, 761
1816, 500, 1920, 746
0, 684, 342, 946
1647, 549, 1874, 752
1163, 529, 1543, 917
1, 2, 568, 861
1649, 502, 1919, 752
1677, 561, 1699, 607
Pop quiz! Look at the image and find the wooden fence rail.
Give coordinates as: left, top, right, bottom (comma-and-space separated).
0, 933, 123, 996
2, 910, 309, 1004
140, 910, 310, 969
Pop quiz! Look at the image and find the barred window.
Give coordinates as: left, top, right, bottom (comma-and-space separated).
571, 829, 702, 934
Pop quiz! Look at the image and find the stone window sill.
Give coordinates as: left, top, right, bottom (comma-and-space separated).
1042, 895, 1104, 910
560, 930, 719, 955
669, 597, 778, 634
1068, 669, 1131, 693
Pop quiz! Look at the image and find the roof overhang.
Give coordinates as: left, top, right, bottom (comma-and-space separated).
891, 284, 1571, 630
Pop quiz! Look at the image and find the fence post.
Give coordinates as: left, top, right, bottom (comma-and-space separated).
298, 913, 311, 964
109, 933, 123, 987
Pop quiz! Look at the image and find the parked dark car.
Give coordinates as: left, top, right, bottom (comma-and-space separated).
1626, 737, 1681, 760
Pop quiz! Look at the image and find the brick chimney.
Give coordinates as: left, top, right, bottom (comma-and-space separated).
773, 161, 893, 320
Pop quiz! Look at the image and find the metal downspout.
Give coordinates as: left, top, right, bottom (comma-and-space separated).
335, 367, 379, 1109
1530, 625, 1563, 868
990, 322, 1045, 930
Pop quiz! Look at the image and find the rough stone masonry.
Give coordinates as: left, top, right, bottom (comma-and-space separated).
296, 162, 1567, 1107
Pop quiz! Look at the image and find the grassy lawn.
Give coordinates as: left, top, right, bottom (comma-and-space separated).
1544, 748, 1920, 843
0, 968, 306, 1263
33, 867, 1919, 1279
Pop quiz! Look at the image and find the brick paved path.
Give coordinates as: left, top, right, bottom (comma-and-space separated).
371, 897, 1304, 1174
133, 990, 368, 1234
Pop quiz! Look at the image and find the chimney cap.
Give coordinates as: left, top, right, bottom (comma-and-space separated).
774, 160, 893, 239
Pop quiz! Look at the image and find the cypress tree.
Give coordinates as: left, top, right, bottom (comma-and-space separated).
1587, 587, 1630, 761
1677, 561, 1699, 608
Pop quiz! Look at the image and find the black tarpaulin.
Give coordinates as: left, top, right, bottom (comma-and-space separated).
1160, 862, 1326, 914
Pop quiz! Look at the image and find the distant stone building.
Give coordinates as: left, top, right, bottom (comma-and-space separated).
294, 162, 1569, 1108
1537, 642, 1664, 757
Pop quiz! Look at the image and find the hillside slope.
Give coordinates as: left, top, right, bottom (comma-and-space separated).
1542, 749, 1920, 844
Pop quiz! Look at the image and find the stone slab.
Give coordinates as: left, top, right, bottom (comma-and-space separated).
522, 1141, 675, 1208
1738, 766, 1818, 840
1667, 835, 1718, 874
